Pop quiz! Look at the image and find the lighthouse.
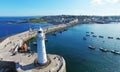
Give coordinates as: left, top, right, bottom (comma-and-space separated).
37, 27, 47, 65
0, 27, 66, 72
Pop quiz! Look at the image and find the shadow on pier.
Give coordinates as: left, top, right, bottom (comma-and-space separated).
0, 61, 37, 72
0, 61, 17, 72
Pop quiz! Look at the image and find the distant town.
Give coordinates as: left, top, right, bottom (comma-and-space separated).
0, 15, 120, 24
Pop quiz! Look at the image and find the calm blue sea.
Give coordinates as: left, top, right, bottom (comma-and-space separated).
0, 16, 41, 22
29, 23, 120, 72
0, 23, 52, 38
0, 17, 120, 72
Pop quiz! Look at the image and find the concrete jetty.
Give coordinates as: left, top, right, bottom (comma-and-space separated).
0, 19, 78, 72
44, 19, 79, 34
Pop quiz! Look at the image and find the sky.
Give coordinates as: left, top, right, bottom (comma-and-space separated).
0, 0, 120, 16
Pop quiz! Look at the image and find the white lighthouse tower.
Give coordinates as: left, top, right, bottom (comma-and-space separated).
37, 27, 47, 65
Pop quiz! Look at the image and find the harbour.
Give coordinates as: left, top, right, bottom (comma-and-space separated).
1, 22, 120, 72
44, 23, 120, 72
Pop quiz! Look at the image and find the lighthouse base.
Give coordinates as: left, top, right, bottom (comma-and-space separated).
0, 53, 66, 72
14, 54, 66, 72
34, 56, 51, 69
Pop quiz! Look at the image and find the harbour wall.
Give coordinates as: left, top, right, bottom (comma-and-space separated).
0, 30, 36, 50
44, 19, 79, 34
0, 19, 79, 49
0, 19, 78, 72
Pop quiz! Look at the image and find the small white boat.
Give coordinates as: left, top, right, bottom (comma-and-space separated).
88, 45, 96, 50
111, 50, 120, 55
99, 48, 110, 52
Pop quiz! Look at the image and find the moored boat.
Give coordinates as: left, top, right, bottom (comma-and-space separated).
111, 50, 120, 55
99, 35, 104, 38
116, 37, 120, 40
88, 45, 96, 50
91, 32, 94, 34
92, 35, 97, 37
99, 47, 110, 52
108, 37, 113, 39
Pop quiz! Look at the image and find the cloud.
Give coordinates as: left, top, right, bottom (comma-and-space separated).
91, 0, 120, 5
91, 0, 103, 4
106, 0, 119, 3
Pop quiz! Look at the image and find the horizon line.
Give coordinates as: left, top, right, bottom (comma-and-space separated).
0, 14, 120, 17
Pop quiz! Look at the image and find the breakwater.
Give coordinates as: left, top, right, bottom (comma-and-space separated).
0, 19, 78, 72
0, 19, 79, 49
0, 30, 36, 50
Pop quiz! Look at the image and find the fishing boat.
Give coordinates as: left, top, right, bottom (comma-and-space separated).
111, 50, 120, 55
88, 45, 96, 50
108, 37, 113, 39
99, 35, 104, 38
116, 37, 120, 40
92, 35, 97, 37
91, 32, 94, 34
99, 48, 110, 52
